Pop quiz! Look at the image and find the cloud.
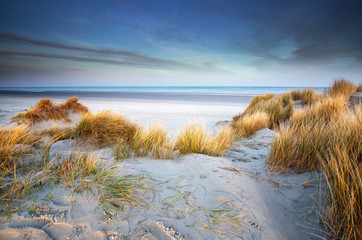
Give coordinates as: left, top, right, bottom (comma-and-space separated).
0, 32, 221, 72
0, 48, 214, 72
226, 0, 362, 68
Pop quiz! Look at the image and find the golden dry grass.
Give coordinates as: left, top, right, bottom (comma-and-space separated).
290, 95, 347, 128
177, 123, 234, 156
232, 93, 293, 133
356, 83, 362, 92
60, 96, 88, 113
132, 123, 174, 159
246, 93, 275, 111
39, 127, 75, 142
74, 110, 139, 146
329, 78, 357, 97
231, 111, 269, 137
290, 88, 315, 104
0, 126, 39, 171
268, 99, 361, 239
11, 97, 88, 124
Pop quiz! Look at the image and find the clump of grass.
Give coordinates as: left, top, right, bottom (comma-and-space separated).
231, 111, 269, 137
328, 78, 357, 97
74, 110, 139, 146
0, 126, 39, 171
246, 93, 275, 111
132, 123, 175, 159
356, 83, 362, 92
38, 127, 75, 142
60, 96, 88, 114
232, 93, 293, 132
11, 96, 88, 124
12, 98, 70, 124
268, 100, 361, 239
177, 123, 234, 156
1, 150, 148, 214
113, 141, 133, 160
290, 95, 347, 128
290, 88, 315, 104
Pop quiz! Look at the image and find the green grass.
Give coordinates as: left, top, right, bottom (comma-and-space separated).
1, 147, 148, 215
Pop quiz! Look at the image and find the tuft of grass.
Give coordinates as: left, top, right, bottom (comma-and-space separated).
74, 110, 139, 146
12, 98, 70, 124
113, 141, 133, 160
356, 83, 362, 92
1, 150, 148, 215
11, 96, 88, 124
0, 126, 39, 171
60, 96, 88, 114
177, 123, 234, 156
328, 78, 356, 97
132, 123, 174, 159
291, 88, 315, 105
231, 111, 269, 137
232, 94, 293, 131
245, 93, 275, 111
290, 95, 347, 128
38, 127, 75, 142
268, 102, 361, 239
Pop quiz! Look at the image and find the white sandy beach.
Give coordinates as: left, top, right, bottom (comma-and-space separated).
0, 95, 326, 240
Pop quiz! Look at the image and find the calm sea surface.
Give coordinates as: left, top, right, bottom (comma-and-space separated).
0, 86, 326, 95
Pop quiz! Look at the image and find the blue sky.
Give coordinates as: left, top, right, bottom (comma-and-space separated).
0, 0, 361, 87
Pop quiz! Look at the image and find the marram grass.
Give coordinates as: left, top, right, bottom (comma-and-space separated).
74, 110, 139, 146
231, 111, 269, 137
328, 78, 357, 97
177, 123, 234, 156
11, 96, 88, 124
132, 123, 175, 159
268, 101, 361, 239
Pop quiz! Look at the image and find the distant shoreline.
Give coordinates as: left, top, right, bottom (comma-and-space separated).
0, 90, 254, 106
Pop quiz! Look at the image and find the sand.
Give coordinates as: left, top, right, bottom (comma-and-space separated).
0, 95, 326, 239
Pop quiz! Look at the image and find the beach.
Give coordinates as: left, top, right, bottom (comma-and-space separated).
0, 91, 328, 239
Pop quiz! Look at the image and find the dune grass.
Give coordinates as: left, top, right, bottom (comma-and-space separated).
231, 111, 269, 137
1, 147, 148, 214
267, 80, 361, 240
38, 126, 75, 142
232, 92, 294, 136
60, 96, 89, 113
177, 123, 234, 156
268, 105, 361, 239
11, 96, 88, 124
328, 78, 357, 97
290, 88, 315, 104
357, 83, 362, 92
132, 123, 175, 159
74, 110, 139, 146
0, 126, 40, 171
290, 95, 347, 128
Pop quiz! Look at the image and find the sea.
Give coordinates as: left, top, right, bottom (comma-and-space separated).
0, 86, 326, 95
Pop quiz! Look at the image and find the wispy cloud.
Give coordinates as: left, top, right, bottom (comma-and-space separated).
0, 32, 221, 72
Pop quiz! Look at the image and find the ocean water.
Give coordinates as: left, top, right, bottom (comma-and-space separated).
0, 86, 326, 95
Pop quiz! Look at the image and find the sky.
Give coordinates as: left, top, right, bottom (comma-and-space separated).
0, 0, 361, 87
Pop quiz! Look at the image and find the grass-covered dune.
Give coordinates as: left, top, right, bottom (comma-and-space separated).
1, 78, 361, 239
